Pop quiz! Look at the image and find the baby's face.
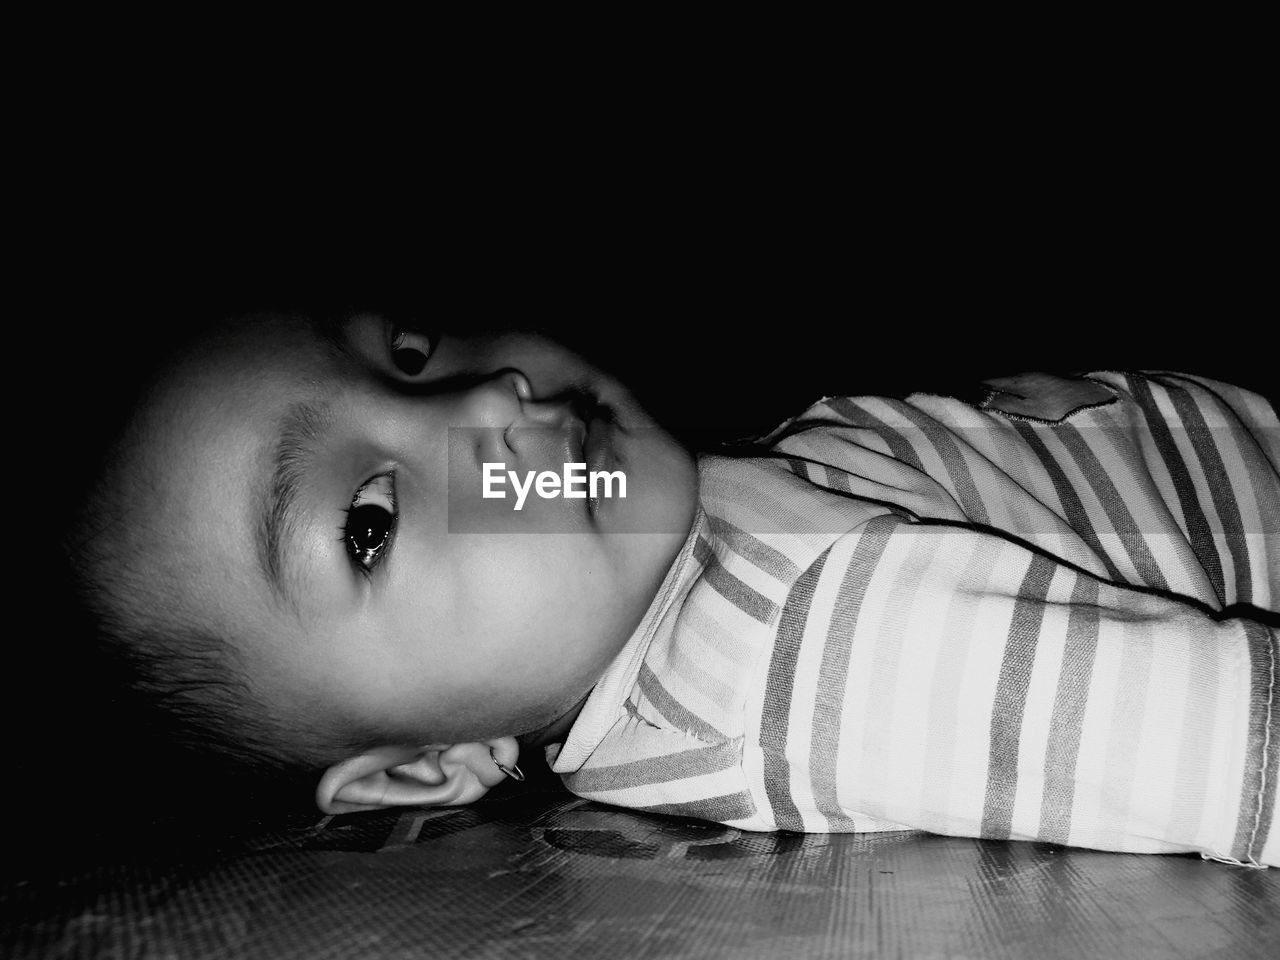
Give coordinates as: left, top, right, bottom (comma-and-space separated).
129, 315, 697, 746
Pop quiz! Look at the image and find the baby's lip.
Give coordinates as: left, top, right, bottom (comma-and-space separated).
583, 411, 613, 470
502, 401, 586, 465
501, 390, 614, 480
534, 390, 609, 463
555, 404, 590, 464
566, 388, 615, 427
570, 415, 588, 463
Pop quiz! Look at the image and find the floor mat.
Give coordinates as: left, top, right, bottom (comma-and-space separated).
4, 782, 1277, 959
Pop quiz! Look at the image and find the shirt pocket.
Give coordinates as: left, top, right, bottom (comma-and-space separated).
978, 372, 1117, 424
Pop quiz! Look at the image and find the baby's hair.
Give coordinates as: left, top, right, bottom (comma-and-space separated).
61, 425, 401, 787
65, 470, 329, 777
47, 314, 389, 800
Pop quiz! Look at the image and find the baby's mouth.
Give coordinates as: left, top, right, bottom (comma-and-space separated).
566, 388, 613, 427
564, 390, 618, 456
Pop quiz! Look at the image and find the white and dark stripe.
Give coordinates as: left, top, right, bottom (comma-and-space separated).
553, 372, 1279, 867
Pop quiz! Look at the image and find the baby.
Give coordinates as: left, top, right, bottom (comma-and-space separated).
66, 311, 1279, 868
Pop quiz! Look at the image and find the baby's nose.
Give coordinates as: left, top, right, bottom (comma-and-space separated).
507, 370, 533, 402
517, 394, 585, 429
458, 370, 531, 427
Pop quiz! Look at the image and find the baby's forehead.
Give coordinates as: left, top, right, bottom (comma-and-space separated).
110, 319, 331, 553
104, 393, 306, 659
173, 314, 336, 382
139, 317, 330, 429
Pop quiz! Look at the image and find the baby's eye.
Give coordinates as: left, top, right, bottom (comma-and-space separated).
390, 327, 435, 376
344, 473, 397, 572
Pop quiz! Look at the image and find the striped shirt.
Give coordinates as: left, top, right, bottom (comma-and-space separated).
551, 372, 1280, 867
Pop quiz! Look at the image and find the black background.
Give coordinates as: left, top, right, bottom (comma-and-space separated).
33, 179, 1275, 461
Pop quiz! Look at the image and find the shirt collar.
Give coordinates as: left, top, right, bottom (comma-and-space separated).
550, 501, 709, 772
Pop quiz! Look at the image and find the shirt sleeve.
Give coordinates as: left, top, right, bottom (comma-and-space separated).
763, 371, 1279, 614
744, 513, 1279, 866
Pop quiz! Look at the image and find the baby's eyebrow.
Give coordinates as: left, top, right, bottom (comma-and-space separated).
256, 398, 334, 610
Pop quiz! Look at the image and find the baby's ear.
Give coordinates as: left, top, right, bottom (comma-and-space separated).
315, 737, 520, 815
